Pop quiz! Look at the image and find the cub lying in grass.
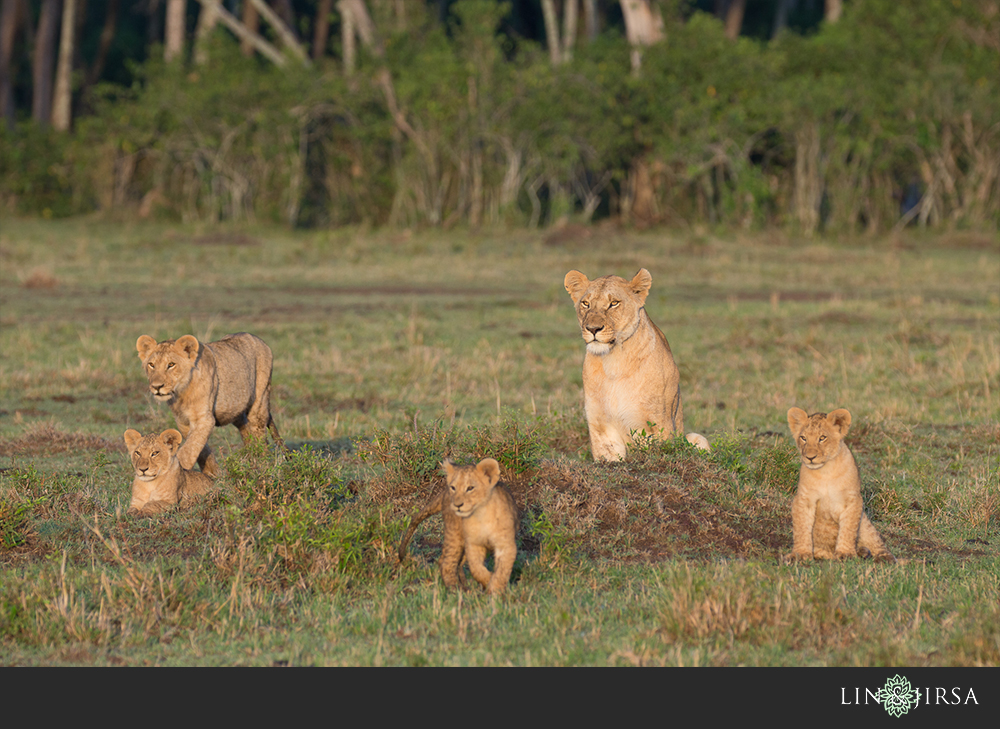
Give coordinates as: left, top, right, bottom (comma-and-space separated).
398, 458, 518, 595
123, 428, 213, 517
784, 407, 895, 563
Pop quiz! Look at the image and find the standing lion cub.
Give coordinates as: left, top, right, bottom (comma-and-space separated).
397, 458, 518, 595
784, 407, 894, 563
123, 428, 213, 517
136, 332, 283, 477
564, 268, 709, 460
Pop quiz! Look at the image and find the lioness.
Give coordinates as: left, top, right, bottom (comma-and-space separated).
398, 458, 518, 595
136, 332, 283, 477
784, 407, 894, 563
564, 268, 709, 460
123, 428, 213, 517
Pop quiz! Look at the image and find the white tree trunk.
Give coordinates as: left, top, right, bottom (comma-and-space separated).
619, 0, 664, 73
51, 0, 75, 130
165, 0, 185, 62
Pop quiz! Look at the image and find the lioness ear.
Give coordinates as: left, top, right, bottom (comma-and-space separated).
160, 429, 183, 453
476, 458, 501, 487
564, 270, 590, 304
630, 268, 653, 303
136, 335, 157, 360
175, 335, 200, 361
123, 429, 141, 449
828, 409, 852, 436
787, 407, 808, 433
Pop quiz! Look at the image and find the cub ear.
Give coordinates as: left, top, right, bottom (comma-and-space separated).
441, 459, 456, 480
174, 335, 200, 361
123, 429, 142, 450
476, 458, 501, 488
828, 408, 852, 435
160, 429, 183, 453
136, 335, 157, 360
787, 407, 809, 434
564, 270, 591, 304
630, 268, 653, 302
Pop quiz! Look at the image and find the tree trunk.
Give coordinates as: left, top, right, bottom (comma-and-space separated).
241, 0, 259, 56
341, 1, 356, 74
771, 0, 796, 38
0, 0, 20, 128
248, 0, 310, 65
794, 121, 822, 234
85, 0, 118, 88
194, 0, 288, 67
32, 0, 60, 125
724, 0, 745, 40
619, 0, 664, 73
51, 0, 76, 130
562, 0, 578, 62
165, 0, 185, 62
312, 0, 332, 60
273, 0, 299, 41
824, 0, 842, 23
583, 0, 599, 41
338, 0, 382, 75
193, 0, 217, 65
540, 0, 561, 65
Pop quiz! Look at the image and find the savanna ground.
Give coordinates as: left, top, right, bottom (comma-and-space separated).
0, 218, 997, 667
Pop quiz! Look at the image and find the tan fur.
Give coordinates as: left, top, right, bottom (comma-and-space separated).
136, 333, 283, 477
123, 428, 214, 517
398, 458, 518, 595
564, 268, 709, 460
784, 408, 894, 563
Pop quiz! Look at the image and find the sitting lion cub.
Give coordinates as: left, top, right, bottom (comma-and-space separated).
784, 407, 894, 563
564, 268, 709, 460
136, 332, 283, 477
398, 458, 518, 595
123, 428, 214, 517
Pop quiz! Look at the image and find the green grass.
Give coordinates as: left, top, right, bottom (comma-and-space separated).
0, 218, 997, 666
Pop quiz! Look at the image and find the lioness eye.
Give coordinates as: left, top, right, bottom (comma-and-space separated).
819, 436, 826, 442
167, 362, 175, 369
609, 300, 619, 308
581, 300, 590, 309
799, 435, 806, 441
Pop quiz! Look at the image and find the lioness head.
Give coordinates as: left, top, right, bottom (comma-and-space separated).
443, 458, 501, 518
136, 334, 201, 401
787, 407, 851, 470
564, 269, 652, 355
123, 428, 182, 481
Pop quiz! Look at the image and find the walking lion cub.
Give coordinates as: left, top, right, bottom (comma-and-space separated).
397, 458, 518, 595
123, 428, 214, 517
136, 332, 283, 477
784, 407, 894, 563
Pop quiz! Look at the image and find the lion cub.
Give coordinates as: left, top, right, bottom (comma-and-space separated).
784, 408, 894, 563
123, 428, 214, 517
398, 458, 518, 595
136, 332, 283, 477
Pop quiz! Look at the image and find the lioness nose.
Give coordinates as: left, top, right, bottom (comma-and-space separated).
586, 325, 603, 335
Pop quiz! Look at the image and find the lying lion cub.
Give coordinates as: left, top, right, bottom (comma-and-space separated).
398, 458, 518, 595
123, 428, 213, 517
136, 332, 283, 477
784, 407, 895, 563
564, 268, 709, 460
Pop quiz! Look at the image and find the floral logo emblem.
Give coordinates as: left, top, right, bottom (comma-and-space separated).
879, 675, 920, 717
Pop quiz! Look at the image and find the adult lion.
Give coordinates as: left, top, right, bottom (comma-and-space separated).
564, 268, 709, 461
136, 332, 283, 477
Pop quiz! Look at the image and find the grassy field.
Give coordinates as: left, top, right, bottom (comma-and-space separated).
0, 218, 997, 666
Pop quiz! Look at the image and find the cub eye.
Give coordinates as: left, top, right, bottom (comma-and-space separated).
134, 451, 140, 457
609, 300, 620, 308
147, 363, 153, 369
819, 436, 826, 442
799, 435, 806, 441
167, 362, 175, 369
580, 300, 590, 309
